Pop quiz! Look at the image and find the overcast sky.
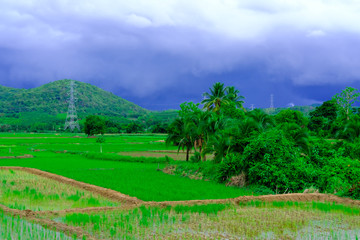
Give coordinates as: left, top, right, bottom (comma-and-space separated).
1, 0, 360, 110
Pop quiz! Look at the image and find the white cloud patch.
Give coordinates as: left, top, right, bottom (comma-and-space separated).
307, 29, 326, 37
125, 14, 152, 27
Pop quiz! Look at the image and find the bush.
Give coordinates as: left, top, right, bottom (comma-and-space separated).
249, 185, 275, 195
170, 161, 217, 181
338, 139, 360, 160
315, 156, 360, 197
190, 152, 201, 163
106, 127, 119, 133
215, 153, 243, 183
343, 183, 360, 199
241, 129, 316, 192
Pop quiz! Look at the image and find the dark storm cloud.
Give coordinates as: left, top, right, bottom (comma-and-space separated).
1, 0, 360, 109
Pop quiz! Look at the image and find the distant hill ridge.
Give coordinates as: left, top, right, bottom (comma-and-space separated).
0, 79, 148, 118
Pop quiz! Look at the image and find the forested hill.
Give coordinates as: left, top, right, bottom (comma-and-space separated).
0, 80, 148, 118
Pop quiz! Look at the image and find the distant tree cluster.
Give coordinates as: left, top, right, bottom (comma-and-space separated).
166, 83, 360, 199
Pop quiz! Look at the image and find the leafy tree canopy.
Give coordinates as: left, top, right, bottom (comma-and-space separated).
84, 115, 106, 136
201, 82, 245, 112
309, 100, 338, 121
275, 109, 308, 127
332, 87, 360, 120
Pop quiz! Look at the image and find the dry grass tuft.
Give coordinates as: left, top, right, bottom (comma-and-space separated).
226, 172, 246, 187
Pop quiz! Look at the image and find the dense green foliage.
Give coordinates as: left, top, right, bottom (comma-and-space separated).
84, 115, 106, 136
167, 84, 360, 199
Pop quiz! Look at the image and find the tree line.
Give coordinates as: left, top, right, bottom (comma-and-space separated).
166, 83, 360, 199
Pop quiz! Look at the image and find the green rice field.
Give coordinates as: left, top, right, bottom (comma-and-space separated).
0, 209, 76, 240
55, 201, 360, 239
1, 133, 360, 239
0, 169, 119, 211
0, 133, 254, 201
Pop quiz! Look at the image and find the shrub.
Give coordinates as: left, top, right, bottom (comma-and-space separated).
215, 153, 243, 183
241, 129, 316, 192
190, 152, 201, 163
315, 156, 360, 197
250, 185, 275, 195
338, 139, 360, 160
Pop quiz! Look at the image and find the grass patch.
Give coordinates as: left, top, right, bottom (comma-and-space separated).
84, 152, 171, 164
57, 202, 360, 239
243, 200, 360, 216
0, 210, 76, 240
0, 152, 254, 201
0, 169, 119, 211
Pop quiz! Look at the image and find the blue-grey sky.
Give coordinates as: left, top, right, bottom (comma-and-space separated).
1, 0, 360, 110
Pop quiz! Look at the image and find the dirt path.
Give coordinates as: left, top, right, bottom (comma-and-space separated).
143, 192, 360, 207
0, 166, 143, 205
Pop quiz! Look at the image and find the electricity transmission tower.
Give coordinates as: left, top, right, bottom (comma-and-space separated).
250, 104, 255, 111
64, 80, 80, 131
269, 94, 275, 113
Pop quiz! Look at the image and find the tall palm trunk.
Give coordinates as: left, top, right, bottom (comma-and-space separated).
186, 147, 190, 161
201, 145, 207, 161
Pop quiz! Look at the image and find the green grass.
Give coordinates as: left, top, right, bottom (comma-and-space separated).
56, 202, 360, 239
84, 152, 171, 163
0, 149, 254, 201
0, 134, 254, 202
243, 200, 360, 215
1, 133, 360, 239
0, 133, 172, 148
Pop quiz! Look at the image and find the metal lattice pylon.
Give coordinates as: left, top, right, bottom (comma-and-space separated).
270, 94, 274, 109
64, 80, 80, 131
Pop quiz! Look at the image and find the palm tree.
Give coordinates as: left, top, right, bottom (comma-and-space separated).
201, 82, 230, 112
281, 123, 310, 154
166, 118, 194, 161
199, 113, 228, 161
226, 86, 245, 110
204, 130, 235, 163
247, 109, 275, 131
191, 110, 212, 156
201, 116, 239, 162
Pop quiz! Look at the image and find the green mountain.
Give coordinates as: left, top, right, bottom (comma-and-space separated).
0, 80, 178, 132
0, 79, 148, 117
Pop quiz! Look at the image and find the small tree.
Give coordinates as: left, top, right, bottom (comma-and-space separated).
96, 136, 106, 153
83, 115, 106, 136
333, 87, 360, 120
